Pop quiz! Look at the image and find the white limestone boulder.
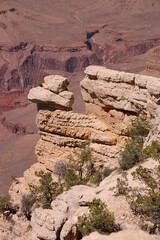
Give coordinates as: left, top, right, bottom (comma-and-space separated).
43, 75, 69, 94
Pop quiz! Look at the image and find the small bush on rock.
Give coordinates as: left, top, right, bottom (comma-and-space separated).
0, 195, 17, 220
36, 80, 43, 87
89, 167, 114, 185
29, 144, 114, 210
31, 171, 63, 209
143, 140, 160, 161
115, 164, 160, 233
64, 143, 96, 188
116, 176, 129, 196
78, 198, 120, 236
0, 195, 12, 213
21, 193, 37, 220
120, 114, 151, 170
65, 143, 114, 188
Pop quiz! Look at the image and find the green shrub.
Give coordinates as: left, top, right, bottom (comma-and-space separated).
21, 194, 36, 220
36, 80, 43, 87
116, 176, 128, 196
120, 114, 151, 170
90, 167, 114, 186
0, 195, 17, 217
128, 165, 160, 233
143, 140, 160, 160
120, 140, 144, 170
127, 114, 150, 140
0, 195, 12, 213
64, 143, 96, 189
103, 167, 114, 178
30, 145, 115, 210
131, 165, 157, 191
114, 163, 160, 233
31, 171, 63, 209
78, 198, 119, 236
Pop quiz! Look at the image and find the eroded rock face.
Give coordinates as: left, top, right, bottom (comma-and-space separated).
27, 68, 160, 174
19, 68, 160, 181
30, 159, 159, 240
5, 67, 160, 239
144, 106, 160, 147
28, 75, 74, 111
81, 66, 160, 118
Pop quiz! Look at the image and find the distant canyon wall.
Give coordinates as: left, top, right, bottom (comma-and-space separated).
1, 39, 160, 110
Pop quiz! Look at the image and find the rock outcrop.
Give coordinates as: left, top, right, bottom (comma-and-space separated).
81, 66, 160, 118
28, 159, 159, 240
4, 66, 160, 239
27, 66, 160, 175
9, 66, 160, 200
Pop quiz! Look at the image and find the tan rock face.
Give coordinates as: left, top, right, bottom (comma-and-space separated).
30, 159, 159, 240
81, 66, 160, 117
43, 75, 69, 94
5, 67, 160, 239
34, 109, 122, 171
27, 68, 160, 172
28, 75, 74, 111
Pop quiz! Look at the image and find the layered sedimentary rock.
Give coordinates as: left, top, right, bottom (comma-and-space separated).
28, 74, 122, 171
27, 66, 160, 174
81, 66, 160, 118
4, 66, 160, 239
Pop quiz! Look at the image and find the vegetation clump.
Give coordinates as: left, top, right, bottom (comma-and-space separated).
0, 195, 18, 221
64, 143, 113, 189
78, 198, 120, 236
116, 175, 129, 196
21, 194, 37, 220
28, 143, 114, 209
129, 165, 160, 233
64, 143, 94, 188
0, 195, 13, 214
36, 80, 43, 87
142, 140, 160, 161
115, 164, 160, 233
30, 171, 63, 209
120, 114, 151, 170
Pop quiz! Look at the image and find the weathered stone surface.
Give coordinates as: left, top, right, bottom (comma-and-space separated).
82, 230, 160, 240
28, 87, 73, 110
23, 232, 39, 240
144, 106, 160, 146
31, 207, 67, 240
43, 75, 69, 94
30, 159, 159, 240
81, 66, 160, 116
31, 186, 94, 240
84, 66, 136, 84
36, 110, 116, 145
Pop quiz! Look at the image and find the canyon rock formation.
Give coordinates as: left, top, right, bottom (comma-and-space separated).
26, 66, 160, 175
1, 66, 159, 239
9, 66, 160, 192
